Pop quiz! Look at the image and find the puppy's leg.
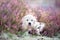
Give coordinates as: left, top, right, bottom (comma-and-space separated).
39, 22, 45, 32
36, 29, 41, 35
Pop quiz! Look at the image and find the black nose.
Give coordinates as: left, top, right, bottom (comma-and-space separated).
28, 22, 31, 25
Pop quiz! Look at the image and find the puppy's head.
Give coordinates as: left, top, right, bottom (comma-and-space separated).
21, 14, 37, 31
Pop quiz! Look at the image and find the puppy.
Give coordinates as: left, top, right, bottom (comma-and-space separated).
21, 14, 37, 32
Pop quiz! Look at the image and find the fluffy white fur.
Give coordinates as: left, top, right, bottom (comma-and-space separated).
34, 22, 46, 35
21, 14, 45, 34
21, 14, 37, 30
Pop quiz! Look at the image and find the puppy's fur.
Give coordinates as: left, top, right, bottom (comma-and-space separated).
34, 22, 46, 35
28, 22, 46, 35
21, 14, 37, 32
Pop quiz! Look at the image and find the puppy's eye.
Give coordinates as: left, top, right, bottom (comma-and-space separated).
31, 20, 33, 21
27, 19, 28, 21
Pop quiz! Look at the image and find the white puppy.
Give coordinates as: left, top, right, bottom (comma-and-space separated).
21, 14, 37, 31
34, 22, 46, 35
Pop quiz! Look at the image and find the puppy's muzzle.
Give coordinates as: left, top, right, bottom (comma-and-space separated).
28, 22, 31, 26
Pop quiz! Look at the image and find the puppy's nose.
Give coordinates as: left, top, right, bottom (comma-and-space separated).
28, 22, 31, 25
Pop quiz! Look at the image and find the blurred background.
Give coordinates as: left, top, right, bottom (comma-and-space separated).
24, 0, 60, 9
0, 0, 60, 40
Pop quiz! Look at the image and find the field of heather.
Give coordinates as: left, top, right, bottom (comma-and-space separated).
0, 0, 60, 40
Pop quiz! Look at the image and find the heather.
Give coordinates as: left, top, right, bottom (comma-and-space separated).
0, 0, 60, 40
